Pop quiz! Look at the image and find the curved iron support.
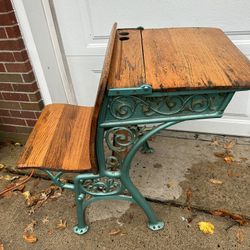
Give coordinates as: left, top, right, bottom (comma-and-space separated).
120, 121, 178, 231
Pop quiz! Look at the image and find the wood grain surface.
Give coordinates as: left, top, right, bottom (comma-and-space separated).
17, 104, 94, 172
108, 29, 145, 88
108, 27, 250, 90
89, 23, 117, 169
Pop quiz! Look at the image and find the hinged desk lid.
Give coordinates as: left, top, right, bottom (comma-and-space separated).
108, 27, 250, 91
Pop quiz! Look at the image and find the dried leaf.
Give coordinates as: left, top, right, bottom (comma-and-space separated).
210, 210, 248, 225
42, 216, 49, 224
198, 221, 214, 234
224, 155, 234, 164
210, 210, 224, 217
109, 228, 121, 236
0, 163, 5, 170
24, 220, 36, 234
0, 175, 19, 181
209, 179, 223, 185
236, 229, 244, 243
210, 138, 219, 146
23, 234, 37, 243
50, 192, 62, 200
224, 141, 235, 149
56, 219, 67, 230
22, 191, 31, 200
186, 188, 193, 203
214, 152, 226, 158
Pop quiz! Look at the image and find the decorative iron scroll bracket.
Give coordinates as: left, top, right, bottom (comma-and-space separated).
108, 84, 152, 96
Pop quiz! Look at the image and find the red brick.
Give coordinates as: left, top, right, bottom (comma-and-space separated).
0, 73, 22, 82
10, 110, 36, 119
15, 126, 33, 133
29, 91, 41, 101
0, 83, 12, 91
0, 38, 25, 51
0, 109, 10, 116
0, 92, 3, 99
0, 124, 16, 132
0, 0, 13, 12
5, 25, 21, 38
0, 100, 20, 109
5, 61, 32, 73
26, 119, 37, 127
0, 63, 5, 72
20, 100, 44, 111
2, 92, 29, 101
0, 27, 6, 38
13, 50, 28, 62
0, 11, 17, 25
1, 116, 26, 126
12, 82, 38, 92
22, 71, 36, 82
0, 52, 15, 62
35, 111, 41, 119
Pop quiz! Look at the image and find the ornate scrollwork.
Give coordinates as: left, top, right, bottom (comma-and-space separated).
107, 93, 225, 120
105, 126, 138, 152
81, 178, 122, 196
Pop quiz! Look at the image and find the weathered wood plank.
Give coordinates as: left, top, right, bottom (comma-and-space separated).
142, 28, 250, 90
108, 29, 145, 88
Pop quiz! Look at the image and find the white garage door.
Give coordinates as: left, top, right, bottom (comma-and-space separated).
20, 0, 250, 136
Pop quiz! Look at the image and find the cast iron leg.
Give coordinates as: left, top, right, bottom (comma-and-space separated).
73, 192, 89, 235
120, 173, 164, 231
141, 140, 154, 154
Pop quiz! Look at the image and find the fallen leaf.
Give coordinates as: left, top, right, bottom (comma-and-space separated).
0, 163, 5, 170
224, 141, 235, 149
24, 220, 36, 234
109, 228, 121, 236
210, 209, 248, 225
42, 216, 49, 224
56, 219, 67, 230
209, 179, 223, 185
214, 152, 226, 158
186, 188, 193, 204
224, 155, 234, 164
198, 221, 214, 234
210, 138, 219, 146
22, 191, 31, 200
23, 234, 37, 243
0, 175, 19, 181
236, 229, 244, 243
210, 210, 224, 217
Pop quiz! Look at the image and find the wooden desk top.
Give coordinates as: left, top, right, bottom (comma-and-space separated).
108, 27, 250, 91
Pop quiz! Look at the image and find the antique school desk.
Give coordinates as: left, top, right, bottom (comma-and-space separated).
18, 23, 250, 234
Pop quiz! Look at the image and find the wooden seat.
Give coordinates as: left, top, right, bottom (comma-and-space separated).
17, 104, 94, 172
17, 24, 117, 173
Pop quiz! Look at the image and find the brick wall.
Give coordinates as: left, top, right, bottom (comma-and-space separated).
0, 0, 44, 143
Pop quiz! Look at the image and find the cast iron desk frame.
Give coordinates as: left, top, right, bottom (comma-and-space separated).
44, 83, 239, 234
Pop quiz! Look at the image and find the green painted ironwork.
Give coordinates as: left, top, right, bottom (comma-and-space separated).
42, 87, 236, 235
104, 91, 235, 126
108, 84, 152, 96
